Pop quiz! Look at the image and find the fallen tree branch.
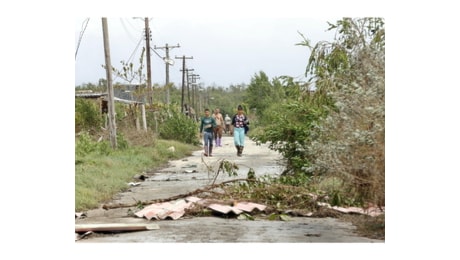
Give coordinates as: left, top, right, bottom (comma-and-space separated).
102, 176, 327, 210
102, 178, 254, 210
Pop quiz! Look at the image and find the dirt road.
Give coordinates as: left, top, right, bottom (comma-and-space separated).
75, 135, 383, 243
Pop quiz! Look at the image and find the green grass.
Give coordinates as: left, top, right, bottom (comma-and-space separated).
75, 139, 200, 212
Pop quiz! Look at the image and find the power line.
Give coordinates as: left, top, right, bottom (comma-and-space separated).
126, 32, 144, 64
75, 18, 90, 60
119, 18, 143, 44
111, 32, 145, 84
151, 47, 164, 59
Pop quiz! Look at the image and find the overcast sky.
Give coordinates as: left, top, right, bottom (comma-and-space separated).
75, 17, 339, 88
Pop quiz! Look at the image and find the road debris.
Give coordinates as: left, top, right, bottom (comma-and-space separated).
75, 223, 160, 233
134, 196, 267, 220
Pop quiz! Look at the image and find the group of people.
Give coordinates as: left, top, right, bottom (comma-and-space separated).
199, 105, 249, 157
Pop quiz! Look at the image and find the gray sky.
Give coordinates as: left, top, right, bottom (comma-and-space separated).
75, 17, 339, 88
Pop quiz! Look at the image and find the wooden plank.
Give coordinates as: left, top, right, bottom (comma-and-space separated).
75, 223, 159, 233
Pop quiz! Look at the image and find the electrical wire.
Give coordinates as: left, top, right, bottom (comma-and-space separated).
119, 18, 142, 45
126, 32, 144, 64
75, 18, 90, 60
113, 19, 146, 83
151, 47, 164, 59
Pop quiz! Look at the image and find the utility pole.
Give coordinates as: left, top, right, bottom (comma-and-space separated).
184, 68, 194, 106
155, 43, 180, 104
101, 18, 117, 149
175, 55, 193, 113
144, 18, 152, 104
189, 73, 200, 111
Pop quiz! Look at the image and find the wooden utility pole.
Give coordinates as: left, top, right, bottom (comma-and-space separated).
175, 55, 193, 113
189, 73, 200, 112
101, 18, 117, 149
154, 43, 180, 105
184, 68, 194, 106
191, 83, 197, 115
144, 18, 152, 104
141, 104, 147, 131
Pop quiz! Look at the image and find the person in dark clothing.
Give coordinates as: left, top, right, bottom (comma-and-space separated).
199, 108, 217, 157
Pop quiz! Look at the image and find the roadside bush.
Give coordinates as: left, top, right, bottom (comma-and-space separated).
75, 98, 103, 133
254, 101, 326, 176
158, 108, 200, 145
76, 131, 130, 156
75, 131, 111, 156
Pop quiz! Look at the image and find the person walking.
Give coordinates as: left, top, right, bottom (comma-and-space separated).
224, 114, 232, 135
200, 108, 216, 157
232, 105, 249, 157
212, 108, 224, 147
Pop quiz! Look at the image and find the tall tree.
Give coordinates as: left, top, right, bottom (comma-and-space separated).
244, 71, 284, 117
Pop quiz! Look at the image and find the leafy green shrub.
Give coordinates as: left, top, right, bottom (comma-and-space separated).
75, 98, 103, 132
253, 101, 326, 176
75, 132, 111, 156
158, 108, 200, 145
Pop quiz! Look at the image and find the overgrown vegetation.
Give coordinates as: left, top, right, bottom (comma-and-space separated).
75, 98, 104, 134
304, 17, 385, 207
157, 106, 201, 145
75, 135, 198, 211
75, 97, 202, 211
249, 17, 385, 208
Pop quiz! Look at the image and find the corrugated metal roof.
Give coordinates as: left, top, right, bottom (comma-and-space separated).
75, 93, 107, 98
75, 91, 143, 104
134, 197, 267, 220
233, 201, 267, 212
208, 202, 267, 215
208, 204, 243, 215
113, 97, 143, 104
134, 198, 384, 220
135, 199, 194, 220
317, 202, 384, 217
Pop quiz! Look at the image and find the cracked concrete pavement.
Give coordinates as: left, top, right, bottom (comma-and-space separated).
75, 135, 384, 243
